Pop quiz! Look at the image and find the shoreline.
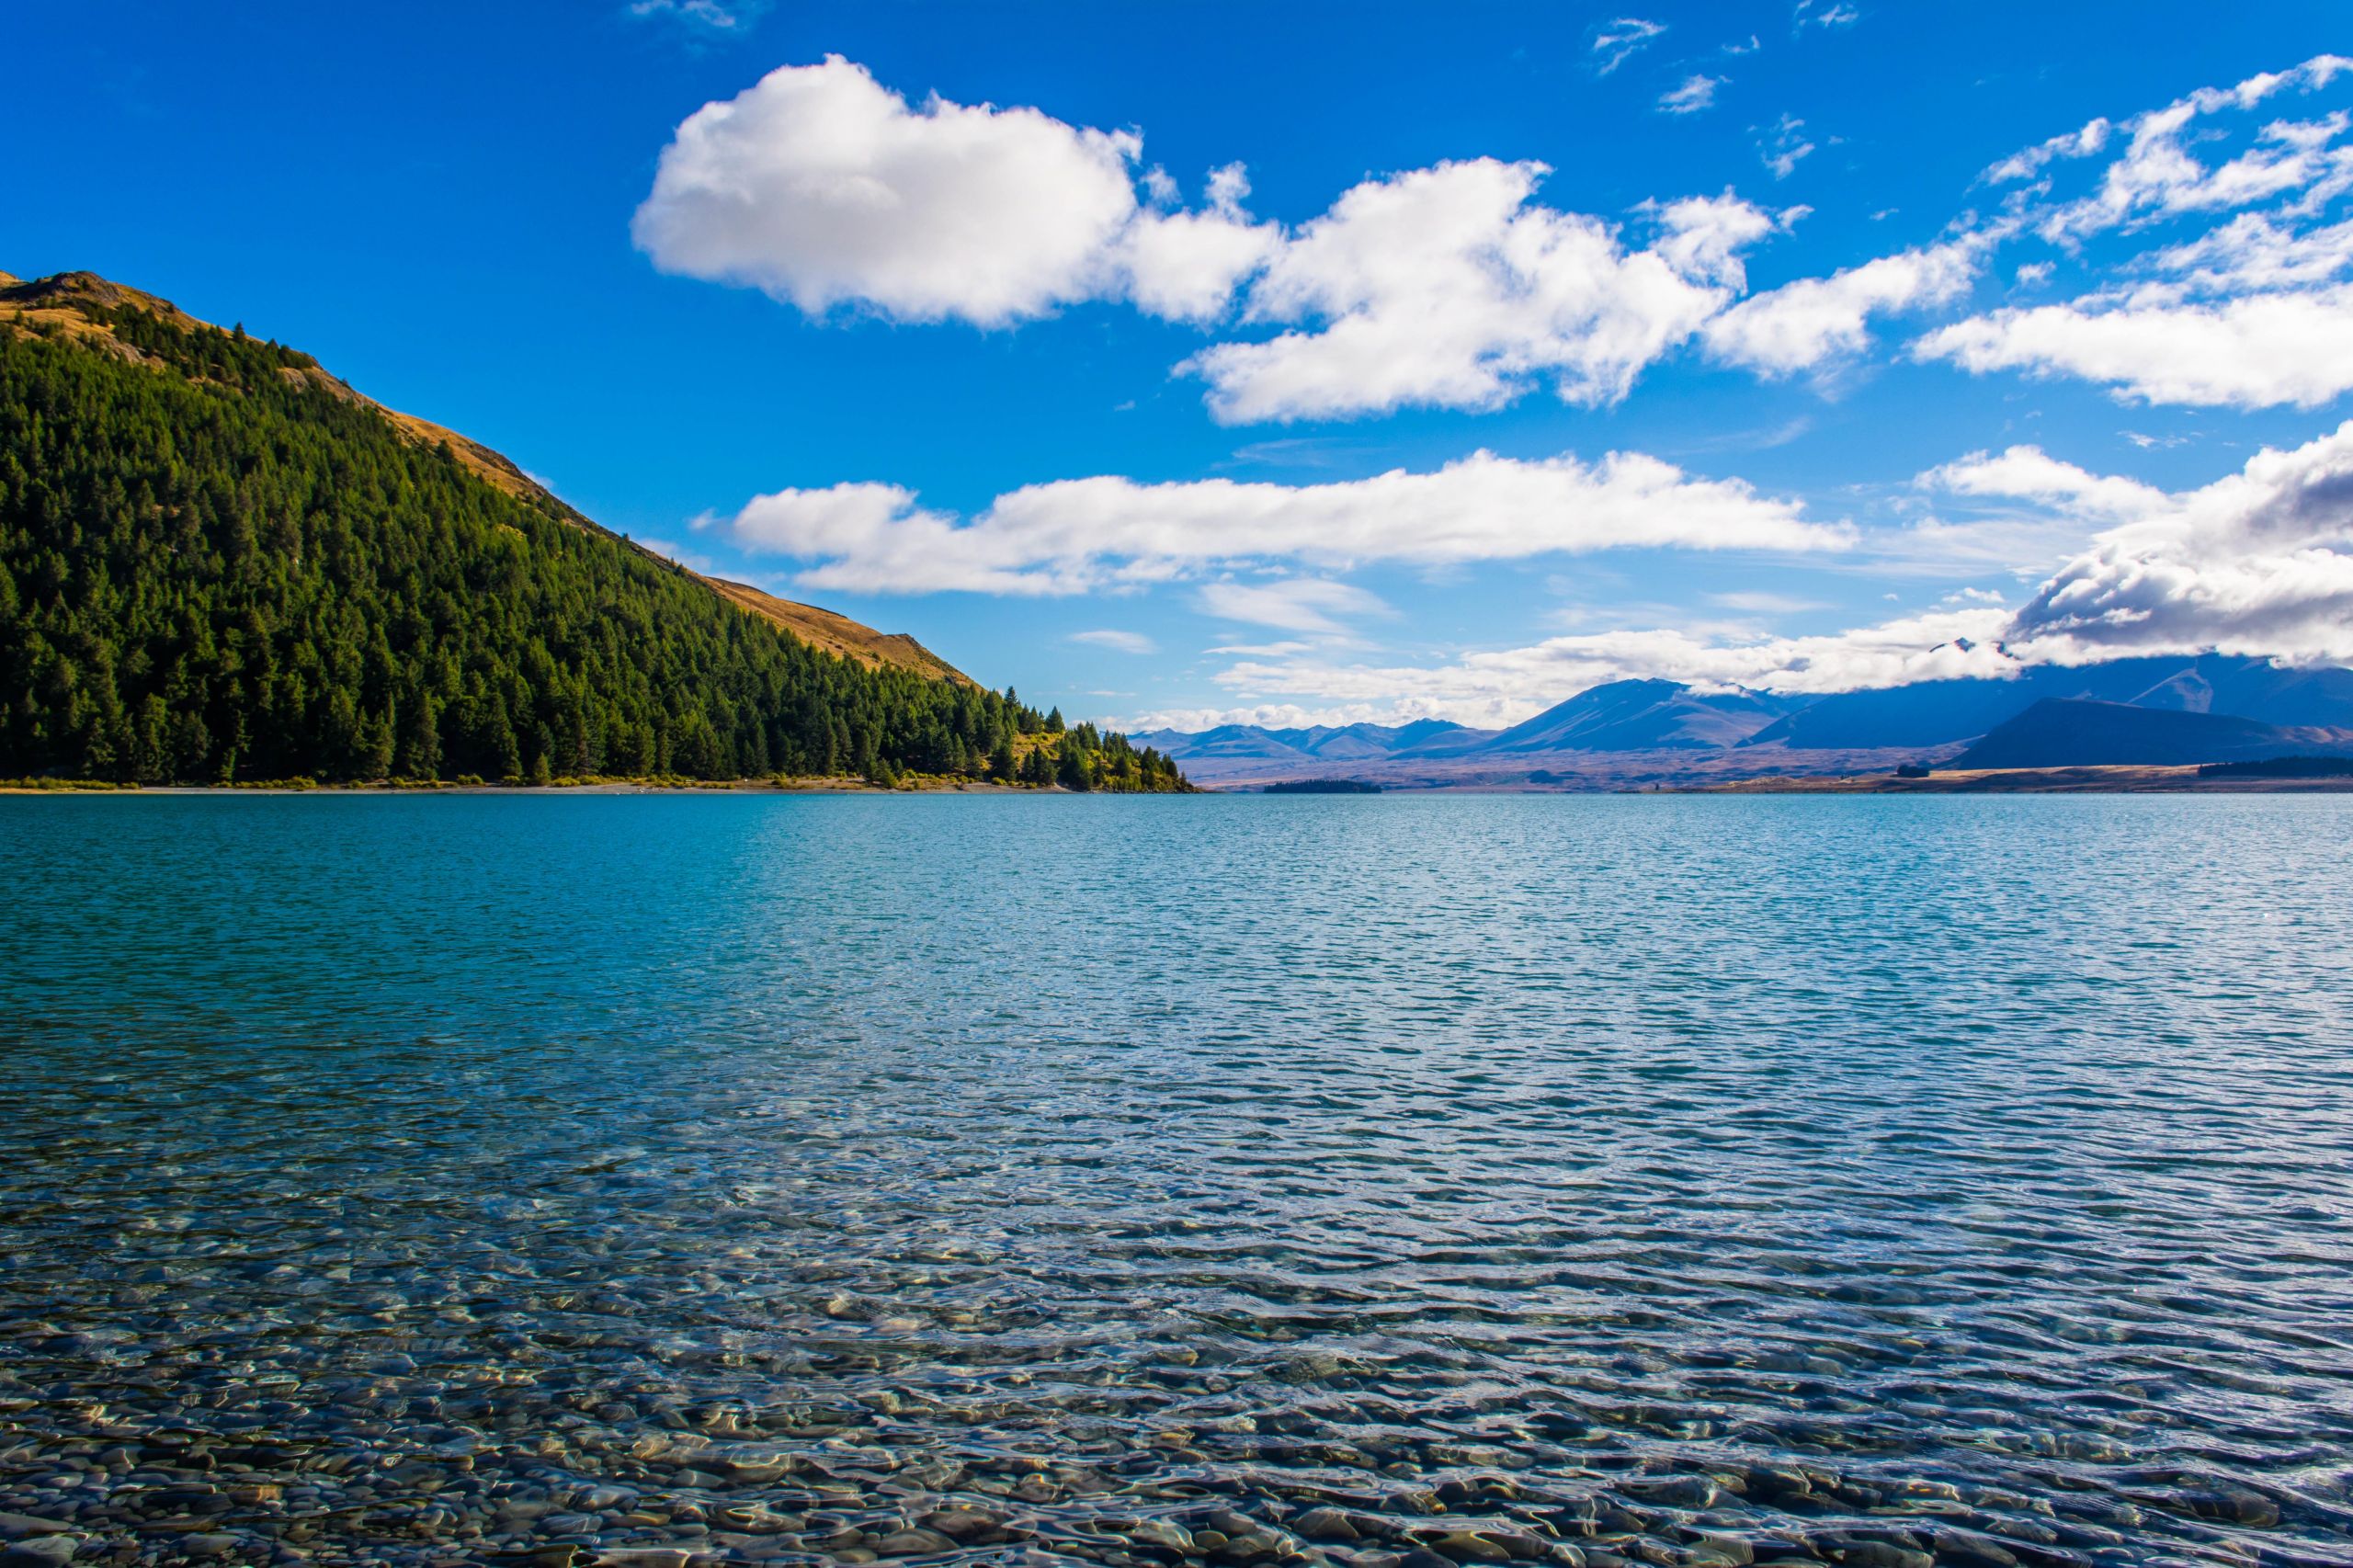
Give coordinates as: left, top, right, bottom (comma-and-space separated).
12, 768, 2353, 796
0, 776, 1066, 797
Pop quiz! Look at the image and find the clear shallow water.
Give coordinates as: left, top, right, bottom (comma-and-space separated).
3, 794, 2351, 1568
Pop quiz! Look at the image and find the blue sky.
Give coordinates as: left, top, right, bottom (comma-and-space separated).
10, 1, 2353, 729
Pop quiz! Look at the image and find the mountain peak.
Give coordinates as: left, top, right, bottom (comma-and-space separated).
1483, 678, 1792, 754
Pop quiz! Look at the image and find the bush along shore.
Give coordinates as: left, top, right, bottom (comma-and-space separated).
0, 722, 1188, 794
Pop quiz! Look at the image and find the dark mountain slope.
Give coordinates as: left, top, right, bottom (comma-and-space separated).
0, 269, 1181, 789
1747, 653, 2353, 751
1740, 655, 2147, 750
1950, 699, 2353, 769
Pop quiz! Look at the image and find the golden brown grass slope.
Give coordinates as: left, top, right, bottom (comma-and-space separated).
1, 268, 973, 686
698, 576, 972, 685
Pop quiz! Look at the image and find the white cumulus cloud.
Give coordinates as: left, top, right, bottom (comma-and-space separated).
635, 51, 2353, 428
713, 449, 1853, 595
1704, 237, 1983, 373
1915, 286, 2353, 408
633, 61, 1798, 419
632, 56, 1145, 324
1121, 164, 1281, 323
1179, 162, 1779, 421
1918, 445, 2171, 518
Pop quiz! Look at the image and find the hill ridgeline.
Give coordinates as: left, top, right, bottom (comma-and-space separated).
0, 269, 1184, 790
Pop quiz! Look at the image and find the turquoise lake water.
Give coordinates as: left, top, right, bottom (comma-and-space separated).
3, 793, 2350, 1567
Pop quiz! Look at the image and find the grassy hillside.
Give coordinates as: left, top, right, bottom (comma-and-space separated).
0, 270, 1185, 790
698, 574, 970, 685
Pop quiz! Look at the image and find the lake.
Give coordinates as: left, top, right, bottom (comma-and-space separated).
4, 793, 2350, 1567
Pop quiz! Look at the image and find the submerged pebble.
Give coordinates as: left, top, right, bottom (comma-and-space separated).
5, 797, 2352, 1564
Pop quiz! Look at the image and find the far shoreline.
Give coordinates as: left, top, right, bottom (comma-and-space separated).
1677, 763, 2353, 794
15, 766, 2353, 797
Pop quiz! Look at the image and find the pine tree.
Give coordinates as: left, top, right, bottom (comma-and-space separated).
1056, 736, 1094, 791
358, 708, 395, 780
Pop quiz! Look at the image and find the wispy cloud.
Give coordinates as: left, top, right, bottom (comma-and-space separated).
1756, 113, 1816, 178
1658, 74, 1725, 116
627, 0, 769, 31
1196, 579, 1389, 635
632, 536, 722, 574
1591, 17, 1667, 75
1071, 629, 1158, 654
1707, 590, 1830, 614
1925, 55, 2353, 409
1793, 1, 1861, 30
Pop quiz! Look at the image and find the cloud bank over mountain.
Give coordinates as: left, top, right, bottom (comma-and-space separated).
1998, 421, 2353, 666
1144, 423, 2353, 729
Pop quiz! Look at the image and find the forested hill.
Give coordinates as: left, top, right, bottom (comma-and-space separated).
0, 269, 1186, 790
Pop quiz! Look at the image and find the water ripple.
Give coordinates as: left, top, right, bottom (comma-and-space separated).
1, 794, 2349, 1568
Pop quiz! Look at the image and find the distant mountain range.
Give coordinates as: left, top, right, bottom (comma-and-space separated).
1142, 653, 2353, 789
1152, 716, 1483, 766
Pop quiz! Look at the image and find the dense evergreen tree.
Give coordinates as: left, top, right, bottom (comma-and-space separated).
1056, 734, 1096, 791
0, 290, 1189, 791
